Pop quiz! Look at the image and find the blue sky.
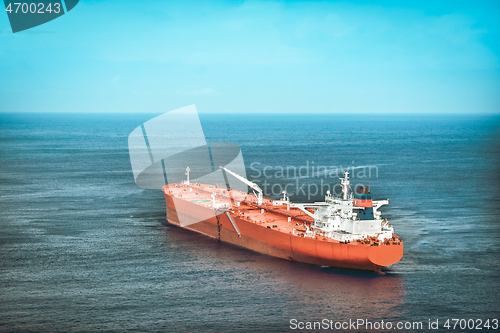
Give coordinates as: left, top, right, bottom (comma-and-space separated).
0, 0, 499, 113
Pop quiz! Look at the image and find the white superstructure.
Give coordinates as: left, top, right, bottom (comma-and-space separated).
289, 172, 394, 243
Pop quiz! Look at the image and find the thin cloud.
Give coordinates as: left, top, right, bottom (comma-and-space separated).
176, 88, 215, 95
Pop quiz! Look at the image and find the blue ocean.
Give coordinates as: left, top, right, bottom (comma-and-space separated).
0, 113, 499, 332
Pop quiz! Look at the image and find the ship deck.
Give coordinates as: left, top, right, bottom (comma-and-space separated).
165, 182, 344, 243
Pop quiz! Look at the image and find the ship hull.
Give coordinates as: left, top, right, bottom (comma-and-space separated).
164, 192, 403, 272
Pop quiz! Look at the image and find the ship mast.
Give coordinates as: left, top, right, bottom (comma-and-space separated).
185, 167, 190, 185
340, 171, 350, 200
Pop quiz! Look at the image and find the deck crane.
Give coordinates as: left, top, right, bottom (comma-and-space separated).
219, 166, 263, 205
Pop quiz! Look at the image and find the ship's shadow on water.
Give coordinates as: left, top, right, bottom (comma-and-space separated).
160, 219, 406, 329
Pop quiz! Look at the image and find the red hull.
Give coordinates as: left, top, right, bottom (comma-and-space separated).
163, 185, 403, 272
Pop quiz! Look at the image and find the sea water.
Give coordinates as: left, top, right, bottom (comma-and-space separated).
0, 113, 499, 332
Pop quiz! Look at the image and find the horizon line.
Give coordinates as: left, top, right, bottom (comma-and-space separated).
1, 111, 499, 116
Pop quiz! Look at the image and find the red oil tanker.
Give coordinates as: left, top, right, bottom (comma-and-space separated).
163, 167, 403, 273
